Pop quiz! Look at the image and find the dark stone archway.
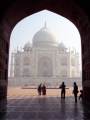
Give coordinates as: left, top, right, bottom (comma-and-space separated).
0, 0, 90, 114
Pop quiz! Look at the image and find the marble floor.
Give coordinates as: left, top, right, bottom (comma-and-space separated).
1, 96, 90, 120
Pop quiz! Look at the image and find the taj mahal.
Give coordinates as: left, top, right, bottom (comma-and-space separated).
9, 23, 81, 87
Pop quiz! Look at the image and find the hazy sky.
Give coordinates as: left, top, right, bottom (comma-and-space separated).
10, 10, 81, 51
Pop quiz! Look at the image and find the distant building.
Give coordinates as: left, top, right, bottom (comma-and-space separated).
9, 23, 81, 87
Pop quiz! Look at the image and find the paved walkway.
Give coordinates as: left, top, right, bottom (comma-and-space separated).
2, 96, 90, 120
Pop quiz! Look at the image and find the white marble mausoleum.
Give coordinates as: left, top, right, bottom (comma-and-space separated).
9, 23, 81, 87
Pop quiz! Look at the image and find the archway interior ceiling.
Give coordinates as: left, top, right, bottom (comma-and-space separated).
3, 1, 86, 44
4, 0, 84, 29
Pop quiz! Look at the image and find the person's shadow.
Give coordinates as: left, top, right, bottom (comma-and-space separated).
60, 99, 66, 119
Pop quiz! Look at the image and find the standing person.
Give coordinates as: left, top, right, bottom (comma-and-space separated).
37, 83, 42, 95
79, 90, 83, 100
42, 84, 46, 95
73, 82, 78, 103
59, 82, 66, 99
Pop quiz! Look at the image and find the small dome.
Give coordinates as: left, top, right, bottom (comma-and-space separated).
58, 42, 66, 48
58, 42, 67, 52
32, 23, 58, 47
23, 42, 32, 51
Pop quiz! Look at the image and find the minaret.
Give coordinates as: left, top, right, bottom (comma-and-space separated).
10, 52, 14, 77
44, 21, 47, 28
45, 21, 47, 27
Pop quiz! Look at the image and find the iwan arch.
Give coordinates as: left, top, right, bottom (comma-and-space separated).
0, 0, 90, 113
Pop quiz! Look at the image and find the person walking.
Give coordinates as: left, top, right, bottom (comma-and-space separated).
73, 82, 78, 103
42, 84, 46, 95
59, 82, 66, 99
37, 83, 42, 95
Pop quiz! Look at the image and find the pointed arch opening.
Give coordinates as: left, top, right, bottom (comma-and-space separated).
7, 10, 82, 97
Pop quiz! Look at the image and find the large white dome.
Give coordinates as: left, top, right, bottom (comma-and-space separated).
32, 23, 58, 47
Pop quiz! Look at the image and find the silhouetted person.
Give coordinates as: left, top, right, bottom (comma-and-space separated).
73, 82, 78, 103
59, 82, 66, 99
37, 84, 42, 95
42, 84, 46, 95
79, 90, 83, 100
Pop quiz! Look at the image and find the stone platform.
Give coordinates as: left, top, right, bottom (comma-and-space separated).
1, 96, 90, 120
